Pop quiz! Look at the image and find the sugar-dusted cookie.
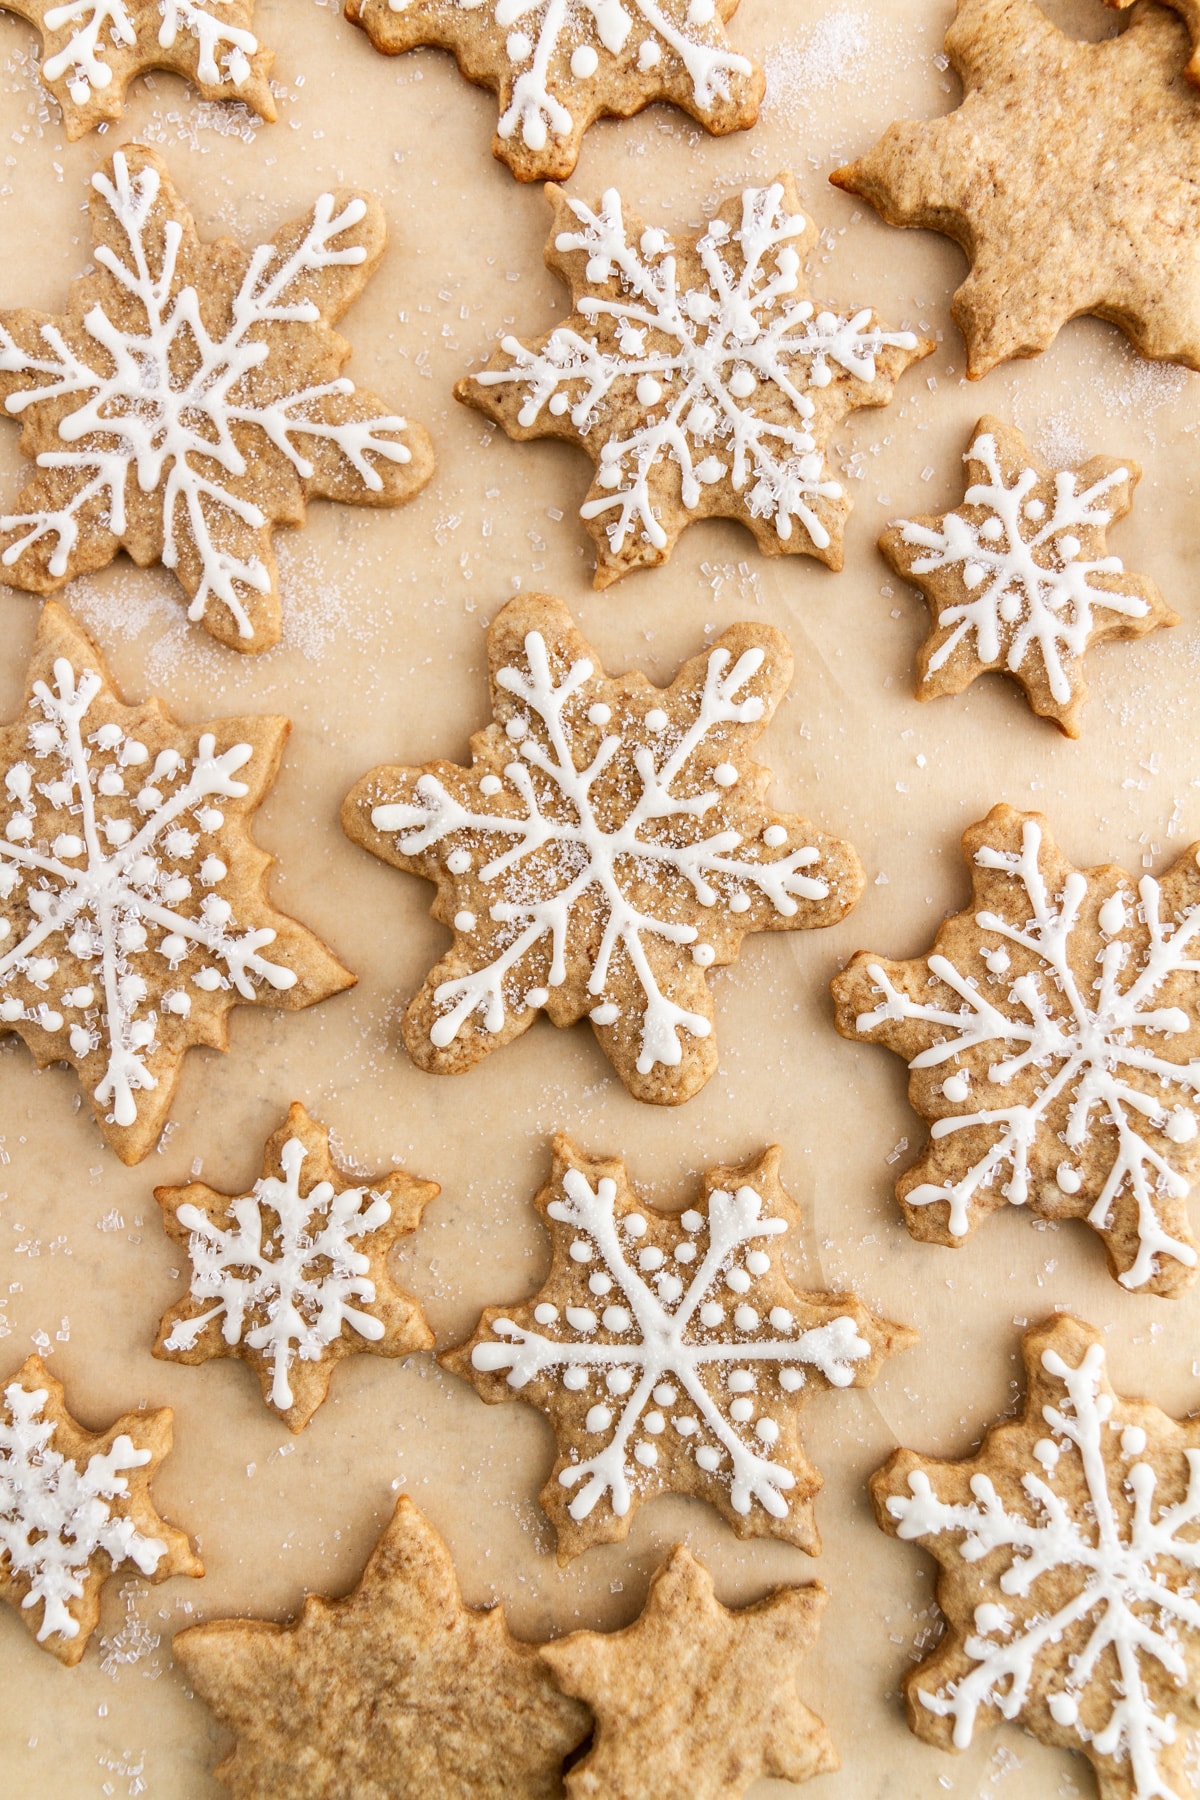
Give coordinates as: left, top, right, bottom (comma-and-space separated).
173, 1496, 590, 1800
874, 1314, 1200, 1800
345, 0, 762, 184
342, 593, 865, 1105
881, 416, 1174, 737
443, 1136, 914, 1563
0, 1353, 201, 1665
154, 1103, 438, 1431
0, 145, 434, 653
0, 603, 354, 1164
831, 803, 1200, 1296
831, 0, 1200, 377
1107, 0, 1200, 83
458, 176, 931, 586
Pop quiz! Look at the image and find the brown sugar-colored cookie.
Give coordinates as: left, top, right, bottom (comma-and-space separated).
874, 1314, 1200, 1800
0, 1353, 201, 1665
173, 1495, 590, 1800
831, 803, 1200, 1296
881, 415, 1175, 737
342, 593, 865, 1106
541, 1544, 837, 1800
0, 602, 354, 1164
345, 0, 763, 184
0, 145, 434, 653
442, 1135, 915, 1563
458, 175, 931, 587
154, 1103, 438, 1431
1107, 0, 1200, 83
831, 0, 1200, 377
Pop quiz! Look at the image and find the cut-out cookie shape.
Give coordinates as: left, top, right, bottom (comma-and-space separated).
154, 1103, 438, 1431
345, 0, 762, 184
543, 1544, 837, 1800
0, 1353, 201, 1665
342, 593, 864, 1105
0, 603, 354, 1164
458, 177, 930, 586
882, 416, 1174, 737
0, 145, 434, 653
443, 1136, 914, 1563
874, 1314, 1200, 1800
1107, 0, 1200, 84
831, 804, 1200, 1296
173, 1495, 590, 1800
831, 0, 1200, 377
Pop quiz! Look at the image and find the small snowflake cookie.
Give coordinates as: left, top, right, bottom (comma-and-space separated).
345, 0, 762, 184
458, 176, 931, 587
342, 593, 865, 1105
154, 1103, 438, 1431
0, 1353, 201, 1664
831, 803, 1200, 1296
882, 416, 1174, 737
0, 145, 434, 653
0, 602, 354, 1164
442, 1136, 915, 1562
875, 1314, 1200, 1800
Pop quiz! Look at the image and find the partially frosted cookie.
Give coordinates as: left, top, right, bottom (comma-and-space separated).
0, 1353, 201, 1665
341, 593, 865, 1105
458, 176, 931, 586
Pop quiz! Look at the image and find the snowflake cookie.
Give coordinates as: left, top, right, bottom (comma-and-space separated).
173, 1495, 590, 1800
443, 1136, 914, 1562
342, 593, 865, 1105
875, 1315, 1200, 1800
0, 1353, 201, 1665
831, 0, 1200, 376
1107, 0, 1200, 85
345, 0, 762, 184
832, 803, 1200, 1296
153, 1103, 438, 1431
5, 0, 275, 136
0, 602, 354, 1164
0, 145, 434, 653
882, 417, 1174, 737
458, 177, 931, 587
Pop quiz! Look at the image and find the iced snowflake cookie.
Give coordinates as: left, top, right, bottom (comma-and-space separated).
0, 146, 434, 653
344, 0, 762, 184
342, 594, 864, 1104
875, 1315, 1200, 1800
0, 603, 354, 1164
0, 1353, 201, 1665
831, 804, 1200, 1296
5, 0, 274, 137
153, 1103, 438, 1431
173, 1495, 589, 1800
443, 1136, 914, 1562
831, 0, 1200, 377
458, 176, 931, 586
882, 416, 1174, 737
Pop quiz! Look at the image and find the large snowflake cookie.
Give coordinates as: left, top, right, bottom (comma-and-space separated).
832, 803, 1200, 1296
0, 1353, 201, 1665
0, 145, 434, 653
831, 0, 1200, 377
345, 0, 762, 184
0, 603, 354, 1164
875, 1314, 1200, 1800
153, 1103, 438, 1431
882, 416, 1174, 738
443, 1136, 914, 1562
342, 593, 865, 1105
458, 176, 931, 587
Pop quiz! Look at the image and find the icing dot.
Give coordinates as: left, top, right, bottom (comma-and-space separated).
1048, 1694, 1079, 1728
562, 1367, 588, 1390
769, 1306, 792, 1330
653, 1383, 676, 1406
569, 1239, 593, 1262
505, 717, 528, 740
725, 1267, 752, 1294
1033, 1438, 1060, 1469
588, 1272, 612, 1295
983, 947, 1009, 976
700, 1301, 724, 1327
479, 774, 503, 796
733, 1305, 758, 1331
979, 518, 1004, 542
644, 1411, 665, 1435
1167, 1109, 1197, 1144
727, 1370, 754, 1393
637, 38, 661, 69
1057, 534, 1081, 560
728, 368, 756, 399
534, 1303, 558, 1324
729, 893, 751, 914
634, 1442, 658, 1468
636, 376, 663, 407
590, 1002, 619, 1025
637, 1247, 664, 1271
729, 1398, 754, 1423
506, 29, 530, 57
962, 561, 986, 590
199, 856, 226, 885
624, 1213, 647, 1238
162, 993, 190, 1017
52, 834, 83, 859
681, 1210, 704, 1232
695, 1445, 721, 1471
525, 987, 549, 1008
762, 825, 787, 848
675, 1416, 698, 1436
644, 708, 668, 732
587, 704, 611, 726
570, 43, 599, 77
713, 763, 737, 787
607, 1368, 633, 1395
1098, 893, 1126, 936
674, 1243, 697, 1264
63, 987, 93, 1008
974, 1603, 1006, 1635
998, 594, 1021, 624
1024, 498, 1046, 521
755, 1418, 779, 1445
602, 1306, 631, 1332
446, 849, 472, 875
942, 1073, 970, 1103
640, 229, 667, 257
1055, 1163, 1082, 1195
453, 911, 476, 932
160, 933, 188, 963
1121, 1425, 1148, 1457
687, 0, 715, 20
691, 943, 715, 967
779, 1369, 804, 1392
746, 1252, 770, 1275
565, 1305, 596, 1330
586, 1405, 611, 1433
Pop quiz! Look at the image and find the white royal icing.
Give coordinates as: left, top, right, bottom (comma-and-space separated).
39, 0, 258, 102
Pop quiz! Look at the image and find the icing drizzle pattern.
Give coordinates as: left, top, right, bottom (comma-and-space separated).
38, 0, 259, 103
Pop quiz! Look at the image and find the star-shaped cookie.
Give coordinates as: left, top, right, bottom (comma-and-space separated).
154, 1103, 438, 1431
832, 0, 1200, 376
541, 1545, 837, 1800
173, 1496, 590, 1800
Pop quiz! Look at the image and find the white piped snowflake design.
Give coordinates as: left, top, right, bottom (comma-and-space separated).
459, 177, 929, 584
